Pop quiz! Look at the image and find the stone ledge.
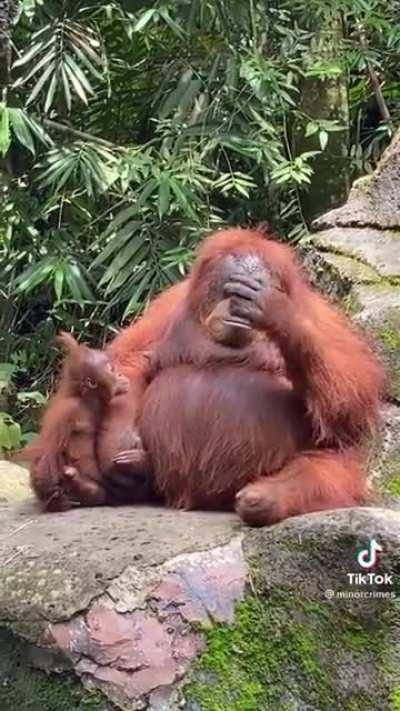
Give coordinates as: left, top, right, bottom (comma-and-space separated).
1, 466, 400, 710
312, 227, 400, 279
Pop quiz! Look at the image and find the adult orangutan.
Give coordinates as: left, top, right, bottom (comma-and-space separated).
105, 227, 384, 525
29, 227, 384, 525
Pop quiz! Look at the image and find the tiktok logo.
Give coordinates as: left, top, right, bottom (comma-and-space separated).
356, 538, 383, 570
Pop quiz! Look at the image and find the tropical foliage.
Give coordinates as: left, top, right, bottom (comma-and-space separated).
0, 0, 399, 442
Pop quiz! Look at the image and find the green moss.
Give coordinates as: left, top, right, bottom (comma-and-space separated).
184, 595, 335, 711
391, 687, 400, 711
343, 292, 362, 315
385, 474, 400, 498
378, 327, 400, 350
0, 672, 107, 711
370, 314, 400, 400
346, 694, 374, 711
184, 593, 397, 711
340, 623, 376, 653
0, 629, 109, 711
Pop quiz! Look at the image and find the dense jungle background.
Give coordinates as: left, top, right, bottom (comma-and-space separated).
0, 0, 399, 446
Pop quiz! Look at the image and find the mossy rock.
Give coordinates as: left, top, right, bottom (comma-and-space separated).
184, 594, 396, 711
183, 508, 400, 711
351, 287, 400, 402
368, 404, 400, 506
0, 629, 111, 711
311, 228, 400, 281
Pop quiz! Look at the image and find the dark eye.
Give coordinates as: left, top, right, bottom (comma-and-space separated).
85, 377, 97, 389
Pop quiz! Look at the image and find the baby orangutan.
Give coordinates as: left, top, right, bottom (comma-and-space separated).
27, 332, 149, 511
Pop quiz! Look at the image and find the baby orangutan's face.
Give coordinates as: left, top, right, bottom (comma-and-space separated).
74, 350, 129, 402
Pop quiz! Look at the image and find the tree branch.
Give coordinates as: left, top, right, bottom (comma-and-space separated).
42, 118, 120, 150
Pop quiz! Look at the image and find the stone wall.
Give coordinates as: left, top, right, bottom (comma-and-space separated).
306, 130, 400, 507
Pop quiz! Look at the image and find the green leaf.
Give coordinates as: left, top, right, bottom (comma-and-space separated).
17, 391, 47, 406
25, 113, 53, 146
13, 38, 52, 68
16, 258, 56, 293
69, 41, 103, 82
64, 61, 89, 105
0, 419, 12, 450
26, 60, 56, 106
170, 178, 198, 221
14, 45, 56, 86
0, 105, 11, 157
0, 363, 16, 393
69, 262, 94, 300
9, 108, 35, 154
158, 8, 185, 38
44, 72, 58, 113
105, 243, 149, 295
54, 265, 65, 301
123, 270, 153, 318
138, 178, 158, 206
319, 130, 329, 151
64, 264, 85, 303
61, 65, 72, 112
305, 122, 319, 138
133, 9, 157, 32
65, 54, 95, 96
99, 234, 145, 286
0, 413, 22, 450
92, 220, 141, 267
158, 175, 171, 218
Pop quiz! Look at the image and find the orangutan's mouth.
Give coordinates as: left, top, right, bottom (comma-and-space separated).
221, 318, 252, 330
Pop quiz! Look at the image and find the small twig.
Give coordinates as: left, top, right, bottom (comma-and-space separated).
3, 545, 27, 566
357, 24, 392, 125
3, 518, 34, 539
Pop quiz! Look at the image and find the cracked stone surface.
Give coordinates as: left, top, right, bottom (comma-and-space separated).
1, 471, 400, 710
351, 285, 400, 402
0, 466, 246, 708
305, 131, 400, 508
312, 227, 400, 279
311, 251, 381, 284
0, 469, 240, 639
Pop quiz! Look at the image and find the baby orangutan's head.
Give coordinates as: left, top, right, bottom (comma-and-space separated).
57, 332, 129, 403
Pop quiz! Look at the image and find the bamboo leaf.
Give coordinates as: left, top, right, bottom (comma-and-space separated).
170, 178, 198, 221
9, 108, 35, 155
92, 220, 142, 267
54, 265, 65, 301
0, 105, 11, 157
64, 62, 89, 105
158, 175, 171, 218
100, 234, 145, 286
123, 270, 153, 318
44, 72, 58, 113
69, 41, 104, 82
14, 46, 56, 87
65, 54, 95, 95
133, 9, 157, 32
13, 38, 52, 68
26, 61, 56, 106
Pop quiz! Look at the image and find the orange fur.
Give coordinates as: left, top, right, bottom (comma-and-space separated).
135, 227, 384, 523
26, 334, 128, 511
29, 228, 385, 525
